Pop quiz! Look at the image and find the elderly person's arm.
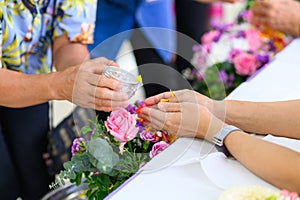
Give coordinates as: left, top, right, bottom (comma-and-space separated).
139, 97, 300, 193
143, 89, 300, 139
251, 0, 300, 36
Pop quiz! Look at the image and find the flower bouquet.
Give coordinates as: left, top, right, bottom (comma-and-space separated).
183, 10, 293, 100
52, 101, 174, 199
218, 185, 299, 200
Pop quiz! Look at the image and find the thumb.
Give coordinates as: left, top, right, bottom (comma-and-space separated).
157, 102, 181, 112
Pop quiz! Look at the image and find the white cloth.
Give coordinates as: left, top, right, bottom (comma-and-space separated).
108, 38, 300, 200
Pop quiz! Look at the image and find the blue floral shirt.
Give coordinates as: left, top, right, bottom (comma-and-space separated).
0, 0, 96, 74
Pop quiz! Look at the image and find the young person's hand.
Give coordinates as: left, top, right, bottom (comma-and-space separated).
251, 0, 300, 36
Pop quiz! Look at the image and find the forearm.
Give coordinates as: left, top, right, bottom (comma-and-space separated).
53, 40, 89, 71
0, 69, 58, 107
225, 131, 300, 193
214, 100, 300, 139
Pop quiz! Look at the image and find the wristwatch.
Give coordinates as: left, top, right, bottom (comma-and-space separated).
212, 125, 241, 157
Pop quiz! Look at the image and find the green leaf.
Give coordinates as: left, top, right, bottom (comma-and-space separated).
81, 125, 92, 135
88, 138, 119, 174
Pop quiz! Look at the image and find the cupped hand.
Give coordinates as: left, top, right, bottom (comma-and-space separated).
251, 0, 300, 36
57, 57, 129, 112
138, 101, 225, 142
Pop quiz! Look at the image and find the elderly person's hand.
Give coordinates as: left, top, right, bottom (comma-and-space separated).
144, 89, 212, 107
251, 0, 300, 36
52, 57, 129, 112
138, 101, 226, 141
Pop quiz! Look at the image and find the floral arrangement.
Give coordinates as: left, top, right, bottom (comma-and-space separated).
53, 101, 174, 199
218, 185, 299, 200
183, 10, 293, 100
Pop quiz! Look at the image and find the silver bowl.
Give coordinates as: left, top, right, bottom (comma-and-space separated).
41, 183, 88, 200
103, 66, 142, 98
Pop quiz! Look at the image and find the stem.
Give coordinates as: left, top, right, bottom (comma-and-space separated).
127, 141, 133, 152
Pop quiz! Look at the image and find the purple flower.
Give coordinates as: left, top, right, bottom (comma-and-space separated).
136, 121, 144, 132
218, 70, 235, 89
255, 54, 270, 65
140, 131, 158, 142
218, 70, 228, 83
150, 141, 169, 158
192, 44, 202, 52
71, 137, 87, 156
238, 10, 248, 21
211, 21, 235, 32
126, 104, 137, 114
236, 30, 246, 38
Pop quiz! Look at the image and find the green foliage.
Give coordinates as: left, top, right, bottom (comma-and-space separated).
189, 62, 246, 100
56, 115, 152, 200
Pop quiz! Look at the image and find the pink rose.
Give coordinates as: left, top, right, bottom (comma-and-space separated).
233, 52, 259, 76
228, 49, 241, 62
140, 131, 158, 142
105, 109, 139, 143
246, 28, 262, 51
201, 30, 220, 45
150, 141, 169, 158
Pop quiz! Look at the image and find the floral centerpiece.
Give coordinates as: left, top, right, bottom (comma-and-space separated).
218, 185, 299, 200
52, 101, 174, 199
183, 9, 293, 100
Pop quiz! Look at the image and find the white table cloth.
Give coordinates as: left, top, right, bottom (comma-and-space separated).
107, 39, 300, 200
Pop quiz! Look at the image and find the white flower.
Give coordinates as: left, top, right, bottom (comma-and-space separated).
207, 40, 231, 66
218, 185, 280, 200
232, 38, 249, 51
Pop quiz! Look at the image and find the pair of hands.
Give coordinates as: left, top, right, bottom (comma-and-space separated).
138, 90, 226, 142
250, 0, 300, 36
54, 57, 129, 112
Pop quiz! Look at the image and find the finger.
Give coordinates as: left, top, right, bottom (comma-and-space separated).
144, 91, 173, 106
94, 87, 128, 101
253, 0, 271, 9
138, 107, 166, 130
157, 102, 181, 112
93, 100, 128, 112
94, 98, 128, 108
87, 57, 118, 74
252, 15, 269, 27
98, 75, 123, 90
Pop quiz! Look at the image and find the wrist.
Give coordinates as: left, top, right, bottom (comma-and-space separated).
211, 100, 227, 121
49, 66, 76, 101
213, 125, 242, 157
48, 71, 63, 100
199, 106, 227, 142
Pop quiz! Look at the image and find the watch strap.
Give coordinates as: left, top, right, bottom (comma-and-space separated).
213, 125, 241, 157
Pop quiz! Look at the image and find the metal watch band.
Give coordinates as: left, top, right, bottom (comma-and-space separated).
212, 125, 241, 157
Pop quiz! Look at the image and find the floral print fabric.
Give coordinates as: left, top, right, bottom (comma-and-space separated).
0, 0, 96, 74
